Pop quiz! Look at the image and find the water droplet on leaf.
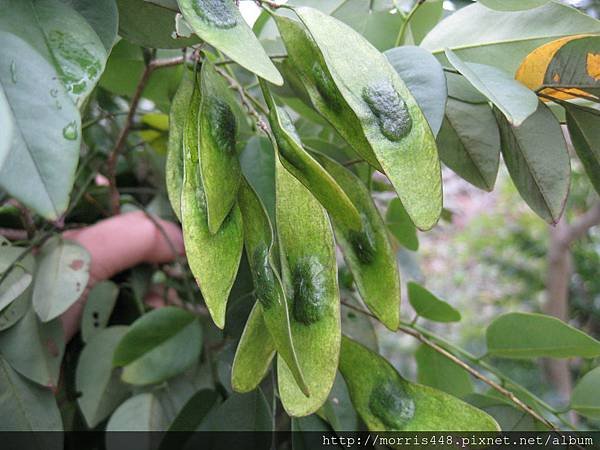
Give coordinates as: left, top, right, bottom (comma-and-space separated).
62, 121, 78, 141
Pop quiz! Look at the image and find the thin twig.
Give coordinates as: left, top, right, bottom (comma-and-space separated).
214, 54, 288, 66
106, 55, 185, 215
394, 0, 426, 47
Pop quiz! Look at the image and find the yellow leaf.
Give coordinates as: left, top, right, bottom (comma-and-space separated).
515, 34, 590, 101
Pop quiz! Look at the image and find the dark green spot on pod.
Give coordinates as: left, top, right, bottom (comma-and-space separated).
362, 80, 412, 142
311, 62, 341, 112
252, 246, 277, 310
206, 97, 237, 154
348, 214, 376, 265
368, 380, 415, 429
192, 0, 237, 29
292, 256, 326, 325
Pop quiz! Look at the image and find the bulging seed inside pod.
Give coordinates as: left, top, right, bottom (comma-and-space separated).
348, 214, 377, 264
368, 379, 415, 429
206, 97, 237, 154
252, 245, 277, 310
362, 80, 412, 142
292, 256, 327, 325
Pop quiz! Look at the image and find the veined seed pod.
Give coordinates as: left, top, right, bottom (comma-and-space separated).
275, 10, 442, 231
180, 70, 243, 329
318, 154, 400, 331
237, 178, 308, 396
339, 336, 500, 431
275, 156, 340, 417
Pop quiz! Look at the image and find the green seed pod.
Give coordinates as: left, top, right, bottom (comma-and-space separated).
199, 61, 242, 234
259, 79, 362, 232
181, 72, 243, 329
339, 336, 500, 431
237, 179, 308, 395
318, 155, 400, 330
231, 303, 275, 393
166, 68, 194, 221
191, 0, 237, 29
275, 156, 340, 417
275, 10, 442, 230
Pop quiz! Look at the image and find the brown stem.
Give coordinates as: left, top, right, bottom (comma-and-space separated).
0, 228, 27, 241
106, 55, 185, 215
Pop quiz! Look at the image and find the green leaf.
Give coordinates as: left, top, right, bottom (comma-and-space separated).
384, 46, 447, 136
276, 156, 340, 417
279, 9, 442, 230
340, 295, 378, 353
166, 388, 219, 431
0, 306, 65, 388
495, 102, 570, 224
106, 393, 168, 431
237, 179, 307, 394
0, 282, 30, 331
177, 0, 282, 85
76, 326, 131, 428
319, 155, 400, 330
231, 303, 275, 393
261, 81, 362, 232
199, 61, 243, 234
198, 390, 272, 433
421, 1, 600, 74
339, 336, 499, 431
570, 366, 600, 419
0, 246, 34, 311
32, 236, 90, 322
240, 136, 276, 221
0, 84, 13, 170
166, 69, 194, 221
0, 356, 62, 432
466, 393, 542, 431
544, 35, 600, 97
486, 312, 600, 358
61, 0, 119, 51
0, 32, 81, 220
385, 198, 419, 252
113, 307, 203, 385
181, 76, 243, 329
437, 98, 501, 191
0, 0, 107, 107
81, 281, 119, 344
480, 0, 551, 12
407, 0, 443, 45
415, 345, 472, 398
408, 282, 461, 323
566, 105, 600, 196
445, 49, 538, 126
116, 0, 199, 48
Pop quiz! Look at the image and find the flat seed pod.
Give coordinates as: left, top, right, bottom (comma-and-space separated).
275, 10, 442, 230
181, 73, 243, 329
275, 156, 340, 417
259, 80, 361, 232
199, 62, 242, 234
166, 68, 194, 221
237, 178, 308, 395
318, 155, 400, 331
231, 303, 275, 393
177, 0, 282, 85
339, 336, 499, 431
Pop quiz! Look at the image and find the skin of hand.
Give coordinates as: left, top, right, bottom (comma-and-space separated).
61, 211, 184, 342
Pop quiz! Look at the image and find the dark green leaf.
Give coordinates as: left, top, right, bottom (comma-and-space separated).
566, 105, 600, 196
486, 312, 600, 358
437, 98, 500, 191
415, 345, 472, 398
76, 326, 131, 427
408, 282, 461, 323
445, 49, 538, 126
495, 102, 570, 224
385, 198, 419, 252
113, 307, 203, 385
198, 390, 272, 433
570, 366, 600, 419
384, 46, 447, 136
240, 136, 276, 221
60, 0, 119, 51
177, 0, 282, 84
